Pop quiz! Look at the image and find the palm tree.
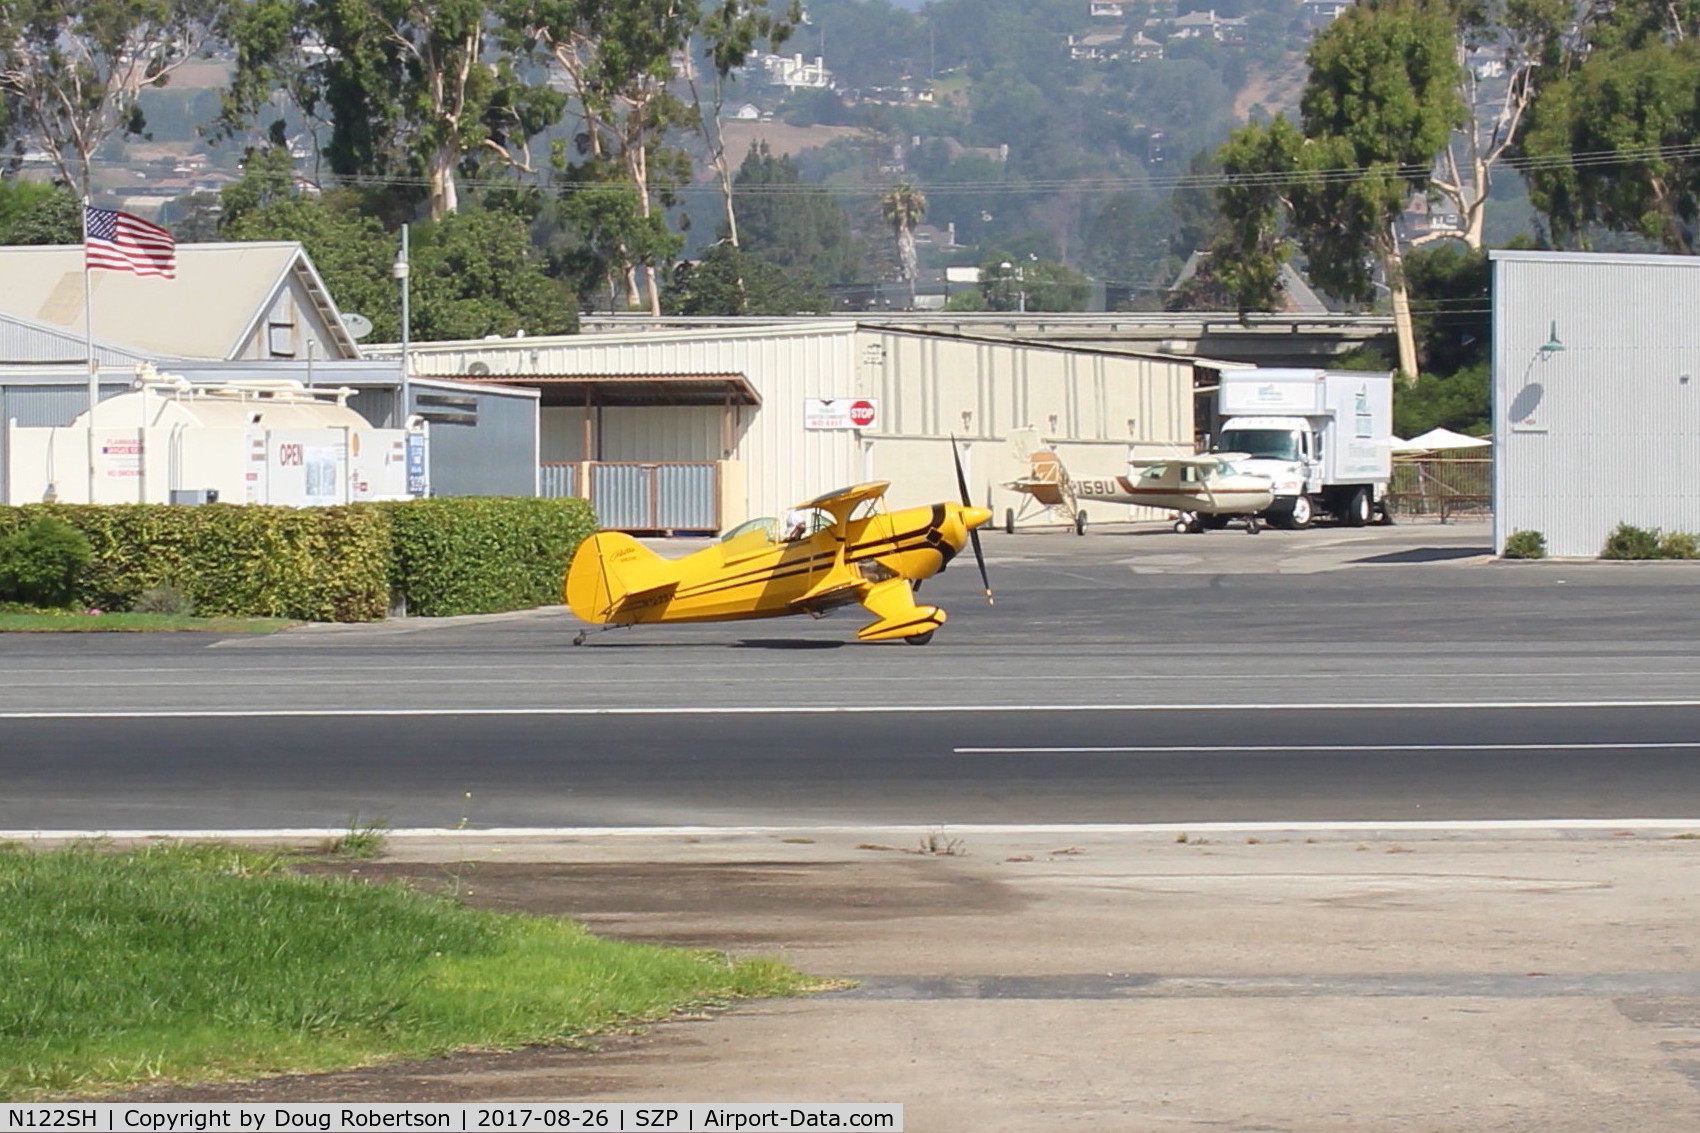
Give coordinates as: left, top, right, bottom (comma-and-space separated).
880, 182, 927, 308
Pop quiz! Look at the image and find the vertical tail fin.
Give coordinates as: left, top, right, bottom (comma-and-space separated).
1021, 450, 1070, 506
564, 532, 675, 624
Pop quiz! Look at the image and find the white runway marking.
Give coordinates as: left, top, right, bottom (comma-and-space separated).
4, 819, 1700, 840
2, 699, 1700, 720
955, 742, 1700, 755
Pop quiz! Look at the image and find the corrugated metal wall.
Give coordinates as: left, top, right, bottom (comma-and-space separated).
0, 321, 148, 366
862, 328, 1194, 520
404, 323, 862, 519
421, 384, 538, 497
396, 322, 1192, 525
1493, 251, 1700, 556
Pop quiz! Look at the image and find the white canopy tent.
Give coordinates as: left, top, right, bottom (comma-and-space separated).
1392, 427, 1491, 454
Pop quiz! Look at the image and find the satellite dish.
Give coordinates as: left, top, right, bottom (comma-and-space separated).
467, 361, 491, 376
342, 312, 374, 340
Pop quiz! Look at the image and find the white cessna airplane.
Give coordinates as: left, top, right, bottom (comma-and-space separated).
1002, 431, 1275, 535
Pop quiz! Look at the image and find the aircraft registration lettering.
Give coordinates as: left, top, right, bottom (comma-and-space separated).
1075, 478, 1120, 497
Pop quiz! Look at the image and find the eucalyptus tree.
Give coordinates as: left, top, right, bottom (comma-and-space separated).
684, 0, 799, 249
505, 0, 696, 313
1519, 0, 1700, 252
1210, 0, 1463, 378
223, 0, 564, 220
1421, 0, 1569, 249
0, 0, 230, 196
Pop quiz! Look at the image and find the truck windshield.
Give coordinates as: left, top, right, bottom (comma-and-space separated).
1220, 429, 1302, 461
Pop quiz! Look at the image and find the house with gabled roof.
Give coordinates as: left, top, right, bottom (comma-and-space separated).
0, 241, 545, 504
0, 241, 361, 363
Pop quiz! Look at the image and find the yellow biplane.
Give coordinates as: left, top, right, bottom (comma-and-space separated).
564, 467, 994, 646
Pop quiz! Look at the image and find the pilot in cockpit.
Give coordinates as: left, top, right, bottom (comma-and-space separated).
781, 507, 810, 541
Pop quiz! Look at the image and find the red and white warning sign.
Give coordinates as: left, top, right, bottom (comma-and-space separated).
804, 398, 879, 430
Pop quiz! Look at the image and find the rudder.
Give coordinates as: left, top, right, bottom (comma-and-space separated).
564, 532, 673, 624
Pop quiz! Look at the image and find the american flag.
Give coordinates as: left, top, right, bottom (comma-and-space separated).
84, 206, 177, 279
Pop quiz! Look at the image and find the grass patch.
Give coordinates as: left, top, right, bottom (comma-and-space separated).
319, 815, 390, 860
0, 842, 806, 1099
0, 610, 297, 633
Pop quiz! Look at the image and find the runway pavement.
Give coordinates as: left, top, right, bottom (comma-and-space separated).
3, 520, 1700, 715
15, 518, 1700, 1127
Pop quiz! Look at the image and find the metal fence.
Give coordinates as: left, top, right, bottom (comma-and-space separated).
540, 461, 721, 533
1387, 457, 1492, 520
539, 462, 578, 499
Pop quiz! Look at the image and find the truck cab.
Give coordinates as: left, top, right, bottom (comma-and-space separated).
1217, 415, 1322, 526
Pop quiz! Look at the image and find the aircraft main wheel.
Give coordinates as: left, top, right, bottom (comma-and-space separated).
1074, 510, 1088, 536
1245, 516, 1262, 534
904, 630, 935, 646
1005, 508, 1015, 534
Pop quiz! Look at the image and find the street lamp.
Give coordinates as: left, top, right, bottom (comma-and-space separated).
999, 260, 1026, 313
394, 224, 411, 429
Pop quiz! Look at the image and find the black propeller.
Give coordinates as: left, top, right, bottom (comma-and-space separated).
951, 435, 994, 605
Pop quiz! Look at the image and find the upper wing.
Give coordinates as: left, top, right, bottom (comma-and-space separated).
797, 481, 890, 522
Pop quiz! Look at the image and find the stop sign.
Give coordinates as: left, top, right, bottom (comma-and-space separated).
848, 399, 877, 427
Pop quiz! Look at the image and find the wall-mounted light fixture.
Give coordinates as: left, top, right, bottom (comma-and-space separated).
1539, 321, 1564, 356
960, 410, 973, 431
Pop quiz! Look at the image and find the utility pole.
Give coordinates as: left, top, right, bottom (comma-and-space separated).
394, 224, 411, 426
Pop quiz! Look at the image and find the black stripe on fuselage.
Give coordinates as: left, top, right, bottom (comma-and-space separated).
669, 512, 951, 604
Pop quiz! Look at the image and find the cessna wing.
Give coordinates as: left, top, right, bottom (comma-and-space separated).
1128, 452, 1240, 469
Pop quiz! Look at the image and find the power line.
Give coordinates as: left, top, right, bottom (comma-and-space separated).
31, 138, 1700, 201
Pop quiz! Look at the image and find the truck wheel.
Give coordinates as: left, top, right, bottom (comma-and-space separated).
1005, 508, 1015, 534
1286, 495, 1313, 530
1074, 509, 1088, 536
1343, 487, 1371, 527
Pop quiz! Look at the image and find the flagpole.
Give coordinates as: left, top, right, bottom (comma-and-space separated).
82, 198, 97, 503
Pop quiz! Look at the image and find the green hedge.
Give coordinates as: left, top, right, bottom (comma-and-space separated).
0, 497, 596, 622
2, 504, 391, 621
379, 497, 597, 617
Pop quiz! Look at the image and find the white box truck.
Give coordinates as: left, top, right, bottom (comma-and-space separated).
1213, 368, 1394, 529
